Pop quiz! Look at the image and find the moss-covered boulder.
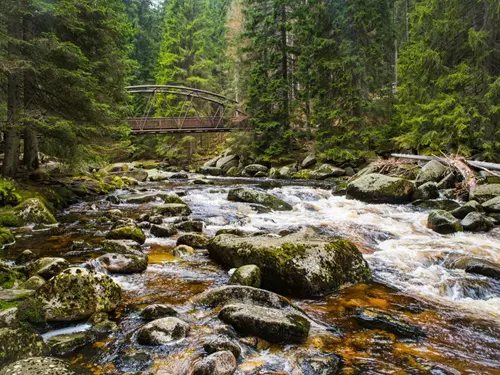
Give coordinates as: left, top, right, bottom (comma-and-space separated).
28, 257, 70, 280
153, 203, 192, 217
482, 196, 500, 213
150, 223, 178, 237
309, 164, 345, 180
470, 184, 500, 203
101, 239, 143, 256
23, 276, 46, 291
0, 227, 15, 247
0, 179, 22, 207
227, 187, 292, 211
0, 328, 45, 365
46, 331, 95, 356
226, 167, 239, 177
0, 357, 91, 375
219, 303, 310, 344
243, 164, 269, 176
106, 220, 146, 244
137, 317, 189, 345
97, 253, 148, 274
122, 169, 149, 182
346, 174, 415, 204
460, 212, 494, 232
427, 210, 463, 234
0, 262, 25, 289
229, 265, 261, 288
416, 160, 447, 186
162, 194, 187, 205
450, 200, 482, 219
0, 308, 18, 328
29, 267, 121, 322
177, 233, 208, 249
0, 198, 57, 227
207, 233, 371, 297
413, 199, 460, 211
411, 182, 439, 201
176, 220, 204, 233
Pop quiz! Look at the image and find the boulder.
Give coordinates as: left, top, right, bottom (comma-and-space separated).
216, 155, 239, 171
482, 196, 500, 213
278, 166, 292, 179
120, 194, 157, 204
23, 276, 46, 290
173, 245, 195, 257
219, 303, 310, 344
200, 167, 222, 176
0, 328, 45, 365
46, 331, 94, 356
301, 155, 317, 169
203, 156, 220, 168
243, 164, 269, 176
416, 160, 447, 186
411, 182, 439, 201
0, 308, 18, 328
309, 164, 345, 180
102, 239, 143, 256
413, 199, 460, 211
226, 167, 239, 177
443, 256, 500, 280
3, 198, 57, 226
106, 220, 146, 244
193, 351, 237, 375
153, 203, 192, 217
141, 304, 178, 321
150, 224, 178, 237
122, 169, 148, 182
177, 234, 208, 248
16, 250, 37, 265
0, 262, 26, 289
254, 171, 267, 178
162, 195, 187, 204
344, 166, 356, 177
450, 201, 482, 219
28, 267, 121, 322
0, 357, 91, 375
299, 354, 342, 375
171, 172, 189, 179
0, 228, 14, 247
28, 257, 69, 280
427, 210, 463, 234
228, 265, 261, 288
227, 187, 292, 211
136, 317, 189, 345
175, 220, 204, 233
97, 253, 148, 274
356, 308, 425, 338
469, 184, 500, 203
203, 335, 241, 358
346, 174, 415, 204
208, 233, 371, 297
460, 212, 494, 232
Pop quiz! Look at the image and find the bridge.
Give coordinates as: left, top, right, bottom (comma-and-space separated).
126, 85, 250, 134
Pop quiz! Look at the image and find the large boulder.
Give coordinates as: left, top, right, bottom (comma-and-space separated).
208, 233, 371, 297
122, 169, 148, 182
0, 198, 57, 227
443, 255, 500, 280
46, 331, 95, 356
28, 267, 121, 322
137, 317, 189, 345
346, 174, 415, 204
0, 328, 45, 365
427, 210, 463, 234
460, 212, 494, 232
227, 187, 292, 211
416, 160, 447, 186
450, 201, 482, 219
470, 184, 500, 203
301, 155, 316, 169
309, 164, 345, 180
106, 220, 146, 244
28, 257, 69, 280
411, 182, 439, 201
177, 233, 208, 248
482, 196, 500, 213
193, 351, 237, 375
97, 253, 148, 274
0, 357, 91, 375
413, 199, 460, 211
228, 265, 261, 288
219, 303, 310, 344
243, 164, 268, 176
216, 155, 238, 170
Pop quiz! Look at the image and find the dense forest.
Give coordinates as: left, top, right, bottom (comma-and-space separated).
1, 0, 499, 175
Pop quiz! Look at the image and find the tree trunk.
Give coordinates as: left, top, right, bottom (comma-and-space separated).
280, 3, 289, 128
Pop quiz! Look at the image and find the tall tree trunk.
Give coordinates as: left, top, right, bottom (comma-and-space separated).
3, 14, 23, 178
280, 3, 289, 128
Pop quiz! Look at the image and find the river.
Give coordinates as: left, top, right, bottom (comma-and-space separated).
4, 177, 500, 374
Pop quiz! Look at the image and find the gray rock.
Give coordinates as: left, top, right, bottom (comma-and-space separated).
344, 166, 356, 177
411, 182, 439, 201
427, 210, 463, 234
123, 169, 149, 182
16, 250, 37, 265
301, 155, 317, 169
226, 167, 239, 177
200, 166, 222, 176
460, 212, 494, 232
28, 257, 69, 280
482, 196, 500, 213
150, 224, 178, 237
120, 194, 157, 204
97, 253, 148, 274
216, 155, 238, 169
177, 233, 208, 248
170, 172, 189, 179
299, 354, 342, 375
346, 174, 415, 204
228, 187, 292, 211
228, 265, 261, 288
0, 328, 45, 365
413, 199, 460, 211
450, 200, 482, 219
106, 220, 146, 244
102, 240, 143, 256
175, 220, 204, 233
204, 156, 220, 168
153, 203, 192, 217
470, 184, 500, 203
0, 308, 18, 328
173, 245, 195, 257
141, 304, 178, 321
254, 171, 267, 178
203, 335, 241, 358
192, 179, 214, 185
0, 357, 91, 375
416, 160, 447, 186
137, 317, 189, 345
436, 172, 456, 189
309, 164, 345, 180
278, 166, 292, 179
356, 308, 425, 338
219, 303, 310, 343
23, 276, 46, 290
443, 255, 500, 280
46, 332, 94, 356
243, 164, 269, 176
193, 351, 237, 375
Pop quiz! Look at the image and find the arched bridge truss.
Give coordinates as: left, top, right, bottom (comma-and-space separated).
126, 85, 249, 134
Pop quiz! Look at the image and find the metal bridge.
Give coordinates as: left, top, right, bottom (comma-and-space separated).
126, 85, 250, 134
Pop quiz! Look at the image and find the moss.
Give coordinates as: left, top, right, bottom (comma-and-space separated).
0, 211, 23, 227
0, 178, 22, 207
0, 227, 15, 246
291, 169, 312, 179
0, 266, 25, 289
107, 225, 146, 244
163, 195, 187, 205
16, 297, 46, 325
0, 300, 18, 310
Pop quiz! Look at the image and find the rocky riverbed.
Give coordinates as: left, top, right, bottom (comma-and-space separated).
0, 161, 499, 375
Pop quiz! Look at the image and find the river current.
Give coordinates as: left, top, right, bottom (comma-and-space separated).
4, 177, 500, 374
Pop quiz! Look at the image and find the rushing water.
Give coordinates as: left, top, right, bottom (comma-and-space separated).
4, 177, 500, 374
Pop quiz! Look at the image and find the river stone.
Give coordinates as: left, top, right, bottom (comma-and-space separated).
204, 156, 220, 168
137, 317, 189, 345
28, 257, 70, 280
416, 160, 447, 186
203, 335, 241, 358
122, 169, 149, 182
175, 220, 204, 232
11, 198, 57, 225
0, 357, 91, 375
0, 308, 18, 328
215, 228, 246, 237
102, 239, 143, 256
302, 155, 317, 169
226, 167, 239, 177
173, 245, 195, 257
201, 166, 222, 176
413, 199, 461, 211
219, 303, 310, 343
443, 255, 500, 280
450, 201, 482, 219
460, 212, 494, 232
141, 304, 178, 321
193, 351, 237, 375
228, 187, 292, 211
243, 164, 269, 176
97, 253, 148, 274
346, 174, 415, 204
177, 233, 208, 248
411, 182, 439, 201
162, 195, 187, 205
153, 203, 192, 217
208, 233, 371, 297
309, 164, 345, 180
120, 194, 157, 204
46, 331, 94, 356
106, 220, 146, 244
171, 172, 189, 179
254, 171, 267, 178
150, 224, 178, 237
299, 354, 342, 375
23, 275, 46, 290
427, 210, 463, 234
0, 327, 45, 365
278, 166, 292, 179
228, 265, 261, 288
470, 184, 500, 203
216, 155, 238, 169
16, 250, 37, 265
356, 308, 425, 338
482, 196, 500, 213
29, 267, 121, 322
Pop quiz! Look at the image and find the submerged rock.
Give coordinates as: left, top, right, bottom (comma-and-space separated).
0, 357, 91, 375
427, 210, 463, 234
173, 245, 195, 257
137, 317, 189, 345
177, 233, 208, 248
227, 187, 292, 211
208, 233, 371, 297
461, 212, 494, 232
46, 331, 94, 356
356, 308, 425, 338
153, 203, 192, 217
346, 174, 415, 204
299, 353, 342, 375
228, 265, 261, 288
28, 267, 121, 322
193, 351, 237, 375
106, 220, 146, 244
219, 303, 310, 344
141, 304, 178, 321
97, 253, 148, 274
203, 335, 241, 358
0, 327, 45, 365
444, 255, 500, 280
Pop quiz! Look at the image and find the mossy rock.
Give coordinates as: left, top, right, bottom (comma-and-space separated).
413, 199, 460, 211
226, 167, 239, 177
153, 203, 192, 217
177, 233, 208, 249
28, 257, 70, 280
97, 253, 148, 274
469, 184, 500, 203
11, 198, 56, 226
227, 187, 292, 211
23, 276, 46, 291
106, 220, 146, 244
0, 327, 46, 365
291, 169, 313, 180
0, 262, 25, 289
229, 265, 261, 288
427, 210, 463, 234
0, 178, 21, 207
0, 227, 15, 247
162, 195, 186, 205
0, 356, 92, 375
175, 220, 204, 233
416, 160, 447, 186
346, 173, 415, 204
208, 233, 371, 297
46, 331, 95, 356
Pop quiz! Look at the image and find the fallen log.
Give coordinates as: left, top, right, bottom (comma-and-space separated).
391, 154, 500, 172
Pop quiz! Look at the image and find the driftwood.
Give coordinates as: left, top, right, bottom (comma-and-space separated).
391, 154, 500, 171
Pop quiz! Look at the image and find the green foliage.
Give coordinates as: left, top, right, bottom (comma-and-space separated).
0, 179, 21, 207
